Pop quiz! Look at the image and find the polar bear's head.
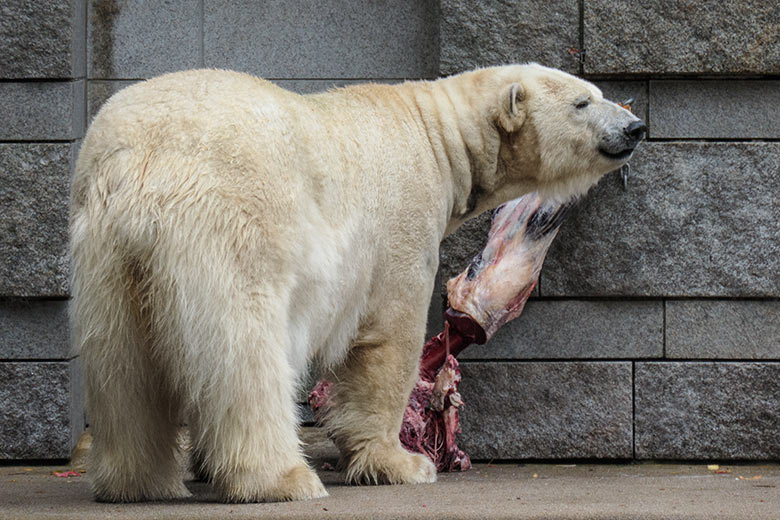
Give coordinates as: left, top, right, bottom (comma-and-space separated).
484, 64, 646, 203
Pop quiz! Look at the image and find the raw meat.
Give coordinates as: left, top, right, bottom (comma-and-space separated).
310, 193, 572, 472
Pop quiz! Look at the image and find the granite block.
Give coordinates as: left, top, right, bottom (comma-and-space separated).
204, 0, 438, 79
650, 81, 780, 139
0, 81, 85, 140
88, 0, 201, 79
0, 300, 70, 360
584, 0, 780, 74
541, 142, 780, 297
635, 362, 780, 460
459, 300, 662, 360
459, 362, 633, 459
666, 300, 780, 360
87, 79, 137, 121
0, 143, 74, 297
0, 359, 84, 460
0, 0, 86, 79
440, 0, 580, 75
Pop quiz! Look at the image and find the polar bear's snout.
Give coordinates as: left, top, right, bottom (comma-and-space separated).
625, 120, 647, 143
598, 114, 647, 161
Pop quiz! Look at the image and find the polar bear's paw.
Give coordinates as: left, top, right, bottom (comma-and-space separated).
345, 443, 437, 485
270, 465, 329, 501
217, 464, 328, 503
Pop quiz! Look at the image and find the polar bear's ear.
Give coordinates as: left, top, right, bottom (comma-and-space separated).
509, 83, 524, 116
498, 82, 526, 132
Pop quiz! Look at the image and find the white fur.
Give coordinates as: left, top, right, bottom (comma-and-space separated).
70, 65, 637, 502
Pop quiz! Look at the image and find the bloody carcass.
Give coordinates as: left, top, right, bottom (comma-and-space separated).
309, 193, 573, 472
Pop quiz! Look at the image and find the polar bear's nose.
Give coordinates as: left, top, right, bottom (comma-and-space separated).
625, 120, 647, 142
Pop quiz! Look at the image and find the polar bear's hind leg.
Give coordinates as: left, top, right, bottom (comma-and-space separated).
72, 229, 190, 502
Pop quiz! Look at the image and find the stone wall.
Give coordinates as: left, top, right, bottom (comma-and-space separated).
0, 1, 86, 460
1, 0, 776, 461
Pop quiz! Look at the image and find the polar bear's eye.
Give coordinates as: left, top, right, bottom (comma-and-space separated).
575, 99, 590, 109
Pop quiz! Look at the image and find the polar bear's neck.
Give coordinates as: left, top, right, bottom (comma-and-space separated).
395, 78, 506, 236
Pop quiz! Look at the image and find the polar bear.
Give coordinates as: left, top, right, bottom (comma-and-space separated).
70, 64, 644, 503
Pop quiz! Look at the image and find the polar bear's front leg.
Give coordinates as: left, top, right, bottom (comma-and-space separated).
324, 302, 437, 485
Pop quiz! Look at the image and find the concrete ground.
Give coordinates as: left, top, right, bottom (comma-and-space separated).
2, 429, 778, 520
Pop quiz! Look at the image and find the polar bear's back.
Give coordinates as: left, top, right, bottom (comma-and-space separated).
85, 69, 303, 174
98, 69, 298, 127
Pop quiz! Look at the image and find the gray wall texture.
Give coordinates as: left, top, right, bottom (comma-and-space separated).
0, 0, 777, 461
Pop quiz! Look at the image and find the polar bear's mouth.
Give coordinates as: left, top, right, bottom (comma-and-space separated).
598, 147, 635, 161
